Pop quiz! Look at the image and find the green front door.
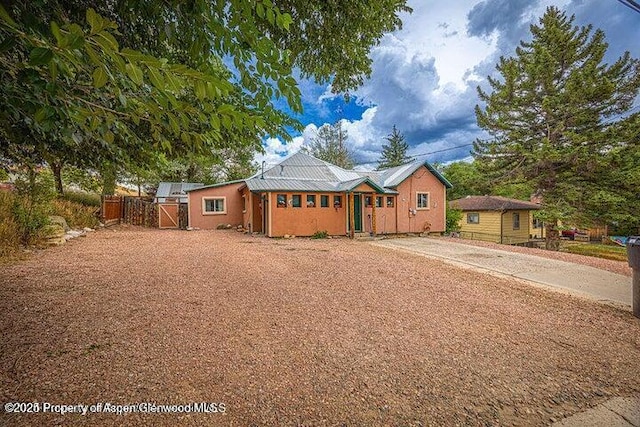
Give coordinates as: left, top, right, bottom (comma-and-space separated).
353, 194, 362, 232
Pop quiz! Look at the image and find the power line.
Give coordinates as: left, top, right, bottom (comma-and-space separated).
617, 0, 640, 14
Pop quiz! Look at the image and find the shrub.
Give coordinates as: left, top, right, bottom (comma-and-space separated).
446, 206, 462, 233
62, 190, 101, 207
50, 199, 100, 229
311, 230, 329, 239
0, 191, 21, 258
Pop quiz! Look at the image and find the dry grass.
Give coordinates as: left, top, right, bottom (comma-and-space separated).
561, 243, 628, 262
1, 228, 639, 426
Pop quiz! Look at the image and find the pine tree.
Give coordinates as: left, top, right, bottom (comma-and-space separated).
473, 6, 640, 249
377, 126, 413, 169
309, 121, 355, 169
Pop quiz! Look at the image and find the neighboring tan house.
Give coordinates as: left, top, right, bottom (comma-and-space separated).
187, 152, 452, 237
449, 195, 542, 244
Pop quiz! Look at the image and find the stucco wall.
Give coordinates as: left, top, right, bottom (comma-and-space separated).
268, 192, 347, 237
187, 183, 245, 230
394, 166, 447, 233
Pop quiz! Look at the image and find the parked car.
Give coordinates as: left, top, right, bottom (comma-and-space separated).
561, 228, 585, 240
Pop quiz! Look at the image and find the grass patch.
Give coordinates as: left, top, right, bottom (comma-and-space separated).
311, 230, 328, 239
50, 199, 100, 229
562, 243, 628, 262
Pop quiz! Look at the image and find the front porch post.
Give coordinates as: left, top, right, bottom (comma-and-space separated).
371, 193, 377, 237
348, 192, 355, 239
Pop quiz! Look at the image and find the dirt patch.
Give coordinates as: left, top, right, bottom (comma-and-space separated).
1, 228, 639, 426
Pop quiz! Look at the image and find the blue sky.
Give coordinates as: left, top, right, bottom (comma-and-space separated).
258, 0, 640, 169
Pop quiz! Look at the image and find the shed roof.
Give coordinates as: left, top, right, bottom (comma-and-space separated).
156, 182, 204, 203
449, 195, 541, 211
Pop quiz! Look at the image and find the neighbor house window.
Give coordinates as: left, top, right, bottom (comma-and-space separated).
375, 196, 383, 208
292, 194, 302, 208
306, 194, 316, 207
203, 197, 226, 215
334, 195, 342, 208
533, 218, 543, 229
467, 212, 479, 224
242, 195, 247, 212
417, 192, 430, 209
513, 212, 520, 230
320, 195, 329, 207
277, 194, 287, 207
386, 197, 395, 207
364, 196, 372, 207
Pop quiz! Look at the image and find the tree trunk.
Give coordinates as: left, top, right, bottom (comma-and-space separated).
50, 161, 64, 197
545, 222, 560, 251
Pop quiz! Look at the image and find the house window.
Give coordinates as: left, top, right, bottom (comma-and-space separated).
467, 212, 479, 224
333, 195, 342, 208
386, 197, 395, 207
513, 212, 520, 230
533, 218, 543, 229
417, 192, 430, 209
375, 196, 383, 208
242, 195, 247, 212
364, 196, 372, 207
320, 195, 329, 207
277, 194, 287, 208
292, 194, 302, 208
306, 194, 316, 207
203, 197, 226, 215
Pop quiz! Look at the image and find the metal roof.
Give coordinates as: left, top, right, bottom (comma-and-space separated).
155, 182, 204, 203
449, 196, 542, 211
185, 152, 449, 195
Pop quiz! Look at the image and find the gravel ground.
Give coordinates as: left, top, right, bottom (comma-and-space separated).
1, 227, 639, 426
435, 236, 632, 277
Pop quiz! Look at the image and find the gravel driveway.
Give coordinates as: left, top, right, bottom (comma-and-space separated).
1, 228, 639, 426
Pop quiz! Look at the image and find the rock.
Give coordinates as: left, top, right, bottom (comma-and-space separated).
225, 224, 232, 229
83, 227, 94, 232
49, 215, 70, 232
284, 234, 291, 239
216, 224, 227, 230
42, 224, 65, 239
46, 237, 66, 246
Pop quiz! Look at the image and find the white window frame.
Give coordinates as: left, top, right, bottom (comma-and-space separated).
416, 192, 430, 210
202, 197, 226, 215
467, 212, 479, 224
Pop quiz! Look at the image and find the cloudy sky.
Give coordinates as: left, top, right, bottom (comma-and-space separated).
258, 0, 640, 169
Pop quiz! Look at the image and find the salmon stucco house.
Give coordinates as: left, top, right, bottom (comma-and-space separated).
187, 152, 452, 238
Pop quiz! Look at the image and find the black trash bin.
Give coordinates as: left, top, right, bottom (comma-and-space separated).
627, 236, 640, 318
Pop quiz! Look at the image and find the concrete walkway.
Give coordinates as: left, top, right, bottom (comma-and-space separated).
553, 396, 640, 426
370, 237, 632, 309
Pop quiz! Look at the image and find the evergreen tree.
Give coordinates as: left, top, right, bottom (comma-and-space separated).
377, 125, 413, 169
309, 121, 355, 169
473, 6, 640, 249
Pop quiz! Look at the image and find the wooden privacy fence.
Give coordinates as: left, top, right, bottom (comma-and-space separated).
101, 196, 166, 228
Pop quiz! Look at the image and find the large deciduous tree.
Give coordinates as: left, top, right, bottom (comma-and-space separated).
308, 121, 354, 169
0, 0, 410, 193
473, 6, 640, 249
377, 125, 413, 169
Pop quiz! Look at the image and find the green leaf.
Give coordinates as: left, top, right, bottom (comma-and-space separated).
125, 63, 143, 86
194, 80, 206, 100
29, 47, 54, 65
148, 67, 165, 89
86, 8, 102, 34
0, 4, 17, 28
92, 66, 108, 88
84, 44, 102, 66
50, 22, 64, 46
